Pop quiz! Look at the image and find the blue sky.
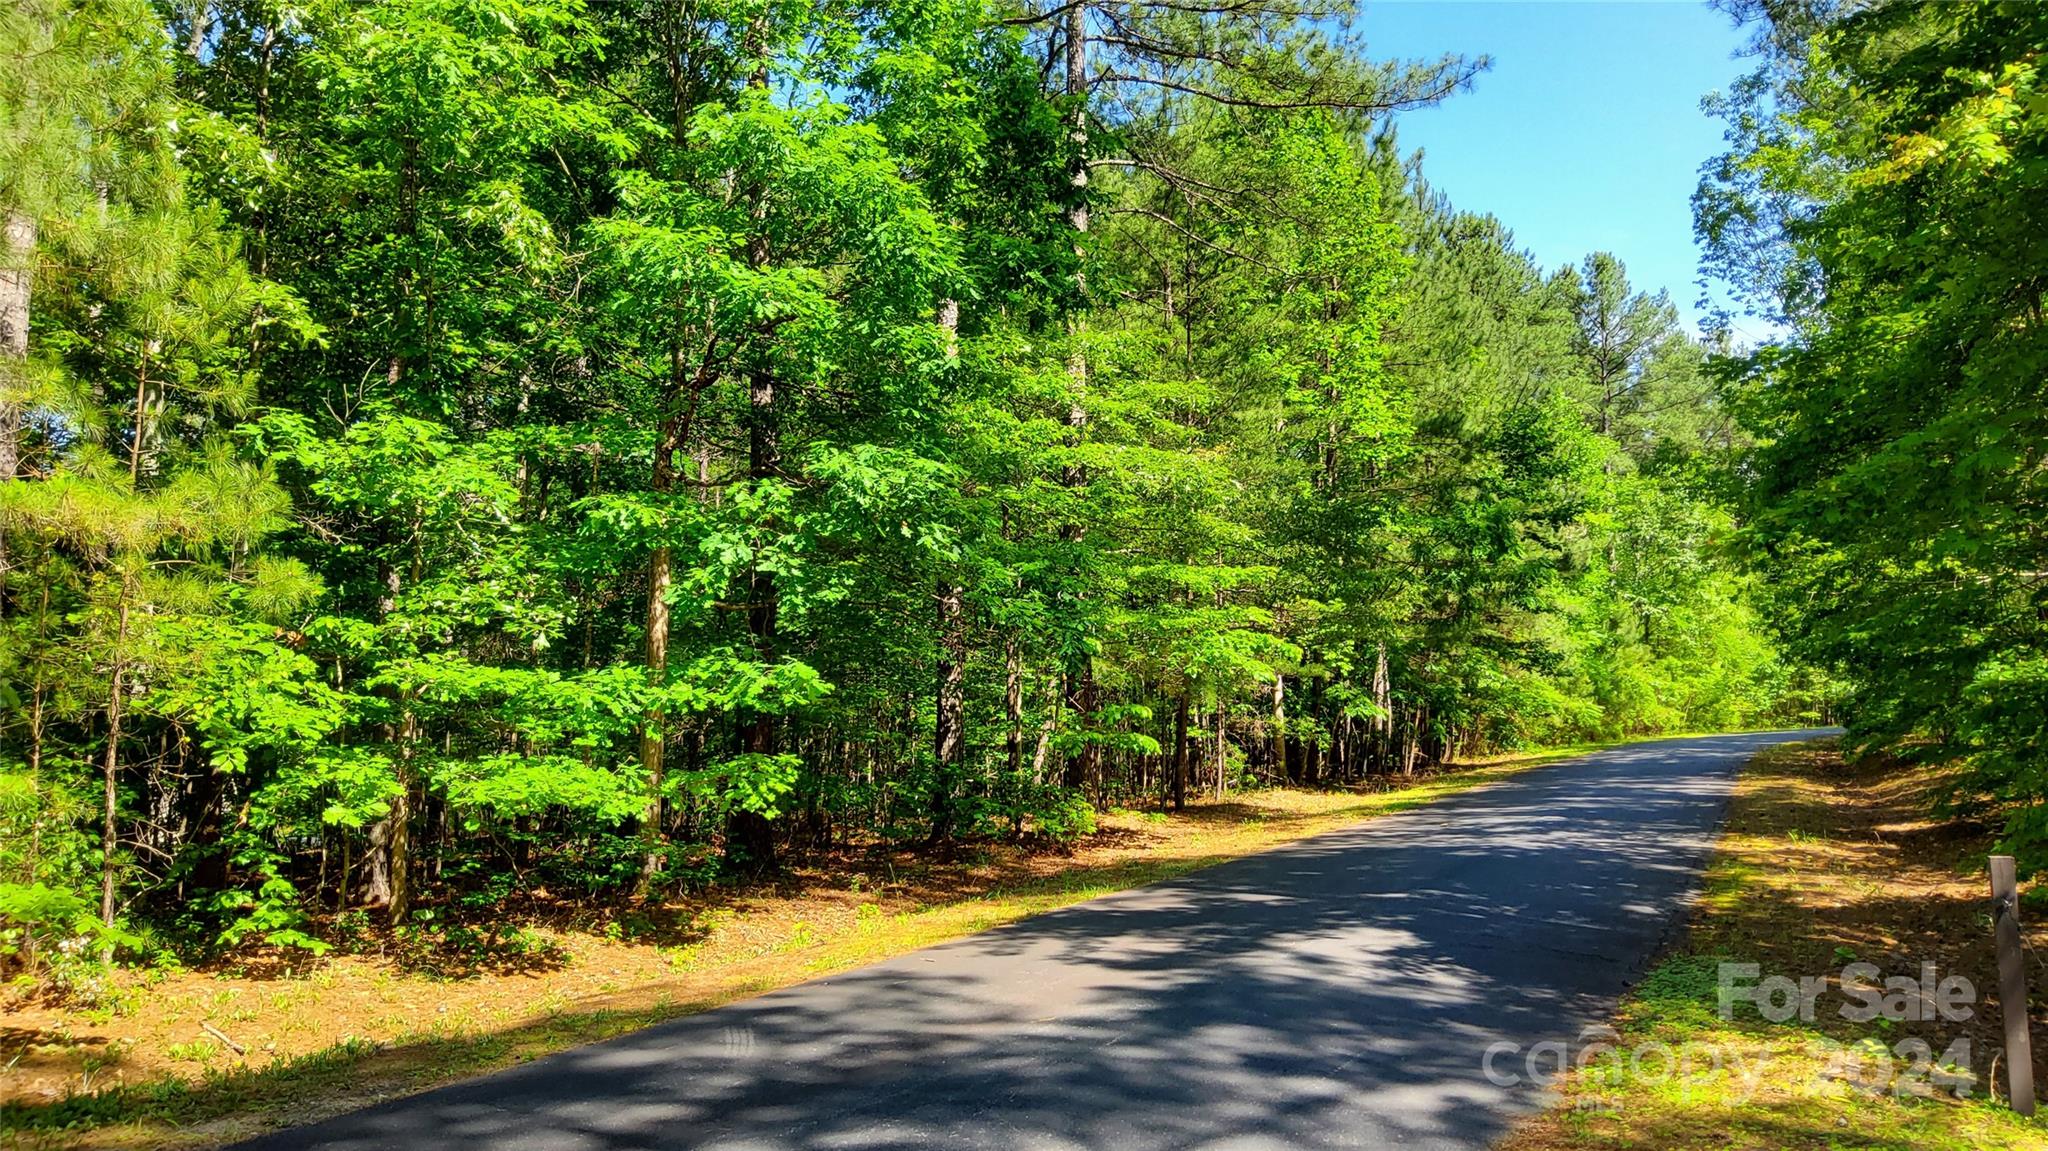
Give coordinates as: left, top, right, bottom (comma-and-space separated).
1359, 1, 1755, 336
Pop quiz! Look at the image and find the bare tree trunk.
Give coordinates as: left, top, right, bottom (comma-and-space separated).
1171, 694, 1189, 811
638, 540, 671, 884
930, 296, 967, 843
363, 813, 392, 905
729, 356, 780, 870
1271, 673, 1286, 781
1030, 676, 1059, 787
639, 374, 684, 890
1064, 3, 1088, 235
1061, 670, 1099, 792
389, 536, 425, 923
388, 708, 415, 922
931, 581, 966, 842
365, 544, 402, 910
0, 211, 31, 615
370, 105, 421, 908
336, 834, 349, 913
127, 342, 158, 483
637, 0, 710, 889
0, 210, 30, 483
1372, 641, 1390, 772
1005, 632, 1023, 780
1402, 703, 1423, 777
1214, 700, 1227, 800
1030, 720, 1054, 785
185, 0, 212, 57
725, 31, 782, 870
100, 597, 129, 925
1058, 3, 1100, 796
1303, 675, 1322, 783
27, 580, 50, 775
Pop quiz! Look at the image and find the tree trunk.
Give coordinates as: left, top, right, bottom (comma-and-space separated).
1058, 3, 1100, 796
0, 210, 31, 616
387, 751, 413, 923
1213, 700, 1227, 800
729, 728, 777, 867
931, 580, 966, 842
1372, 641, 1390, 772
127, 341, 160, 483
1062, 669, 1097, 791
728, 355, 779, 868
638, 383, 684, 890
1064, 4, 1089, 234
188, 760, 228, 895
1303, 674, 1322, 783
0, 210, 30, 483
100, 596, 129, 925
1171, 694, 1189, 811
726, 43, 781, 868
1030, 715, 1055, 786
639, 537, 671, 885
634, 0, 712, 877
385, 696, 418, 924
365, 545, 403, 911
26, 581, 49, 775
364, 813, 392, 905
1005, 632, 1023, 780
1271, 673, 1286, 782
929, 296, 967, 843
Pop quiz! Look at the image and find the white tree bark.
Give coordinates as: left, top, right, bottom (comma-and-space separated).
0, 210, 33, 481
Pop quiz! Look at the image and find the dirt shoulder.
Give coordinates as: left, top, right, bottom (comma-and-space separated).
1501, 739, 2048, 1150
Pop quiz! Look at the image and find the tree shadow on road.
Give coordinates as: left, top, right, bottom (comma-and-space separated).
6, 733, 1832, 1151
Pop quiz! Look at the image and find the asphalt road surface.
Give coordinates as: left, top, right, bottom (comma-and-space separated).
238, 730, 1835, 1151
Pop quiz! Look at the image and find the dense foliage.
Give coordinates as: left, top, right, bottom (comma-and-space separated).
1699, 0, 2048, 862
0, 0, 1804, 968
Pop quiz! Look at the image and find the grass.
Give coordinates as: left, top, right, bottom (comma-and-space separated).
1500, 739, 2048, 1151
1, 739, 1622, 1150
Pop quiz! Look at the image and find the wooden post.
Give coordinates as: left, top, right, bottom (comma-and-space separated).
1991, 855, 2035, 1116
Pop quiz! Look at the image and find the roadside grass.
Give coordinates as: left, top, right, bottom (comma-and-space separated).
1, 738, 1626, 1150
1501, 739, 2048, 1151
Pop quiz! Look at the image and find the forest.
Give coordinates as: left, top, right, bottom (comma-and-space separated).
10, 0, 2022, 985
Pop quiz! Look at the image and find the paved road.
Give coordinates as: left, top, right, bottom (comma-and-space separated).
239, 730, 1834, 1151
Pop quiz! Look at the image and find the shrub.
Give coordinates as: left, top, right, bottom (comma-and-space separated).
1029, 789, 1097, 845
